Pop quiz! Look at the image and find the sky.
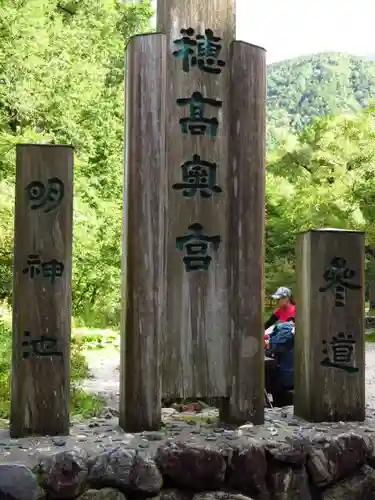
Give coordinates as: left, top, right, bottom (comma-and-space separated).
151, 0, 375, 64
237, 0, 375, 63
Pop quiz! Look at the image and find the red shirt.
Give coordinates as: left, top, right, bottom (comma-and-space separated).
274, 303, 296, 322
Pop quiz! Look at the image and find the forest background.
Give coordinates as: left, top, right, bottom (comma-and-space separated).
1, 1, 375, 416
2, 1, 375, 326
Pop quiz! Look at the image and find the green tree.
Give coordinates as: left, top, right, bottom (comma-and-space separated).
0, 0, 153, 326
265, 109, 375, 297
267, 52, 375, 148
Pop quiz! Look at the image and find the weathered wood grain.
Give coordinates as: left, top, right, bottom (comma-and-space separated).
295, 229, 365, 422
157, 0, 235, 398
225, 41, 266, 424
11, 144, 73, 437
119, 33, 166, 432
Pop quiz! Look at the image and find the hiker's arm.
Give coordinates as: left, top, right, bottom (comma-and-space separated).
264, 313, 278, 329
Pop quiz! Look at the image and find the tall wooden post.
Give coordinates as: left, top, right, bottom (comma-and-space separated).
120, 34, 166, 432
157, 0, 234, 399
226, 42, 266, 424
11, 144, 73, 437
121, 0, 266, 429
295, 229, 365, 422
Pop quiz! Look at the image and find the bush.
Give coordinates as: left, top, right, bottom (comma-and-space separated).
366, 331, 375, 343
0, 304, 104, 419
71, 330, 119, 350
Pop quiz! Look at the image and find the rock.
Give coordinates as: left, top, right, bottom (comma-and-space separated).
130, 453, 163, 493
137, 441, 150, 449
162, 408, 178, 417
226, 441, 269, 498
268, 465, 311, 500
34, 447, 88, 499
155, 441, 226, 490
88, 447, 134, 489
78, 488, 126, 499
361, 433, 375, 467
158, 489, 193, 500
142, 431, 165, 441
322, 465, 375, 499
265, 439, 307, 465
76, 434, 89, 442
171, 403, 183, 412
88, 445, 162, 494
193, 492, 255, 500
52, 438, 67, 447
306, 432, 367, 488
238, 424, 254, 432
265, 437, 310, 499
180, 402, 206, 413
0, 464, 45, 500
99, 407, 119, 419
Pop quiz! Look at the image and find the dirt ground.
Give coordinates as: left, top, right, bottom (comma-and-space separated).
82, 343, 375, 409
0, 341, 373, 468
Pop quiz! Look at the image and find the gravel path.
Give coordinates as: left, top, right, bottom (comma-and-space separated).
366, 343, 375, 407
0, 343, 374, 469
82, 343, 375, 409
82, 347, 120, 409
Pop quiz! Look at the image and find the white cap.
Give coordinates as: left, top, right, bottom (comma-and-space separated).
272, 286, 291, 299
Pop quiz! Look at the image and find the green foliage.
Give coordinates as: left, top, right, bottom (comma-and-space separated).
267, 52, 375, 149
0, 181, 13, 299
265, 107, 375, 298
0, 302, 105, 418
0, 0, 153, 327
365, 331, 375, 342
1, 0, 375, 325
0, 307, 11, 416
72, 329, 119, 350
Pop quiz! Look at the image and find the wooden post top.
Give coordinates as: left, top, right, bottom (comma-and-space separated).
17, 143, 74, 149
299, 228, 365, 234
235, 41, 266, 51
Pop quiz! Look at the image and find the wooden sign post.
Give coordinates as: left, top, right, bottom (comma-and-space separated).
120, 0, 266, 430
226, 42, 266, 424
120, 34, 166, 432
11, 144, 73, 438
295, 229, 365, 422
157, 0, 235, 403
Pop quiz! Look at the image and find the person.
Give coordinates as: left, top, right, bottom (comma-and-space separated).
264, 286, 296, 329
264, 286, 296, 406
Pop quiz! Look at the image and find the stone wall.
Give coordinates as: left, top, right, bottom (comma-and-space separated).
2, 406, 375, 499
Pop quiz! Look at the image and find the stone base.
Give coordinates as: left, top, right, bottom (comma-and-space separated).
2, 406, 375, 499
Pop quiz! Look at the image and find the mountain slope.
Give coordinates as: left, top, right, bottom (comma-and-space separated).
267, 52, 375, 147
